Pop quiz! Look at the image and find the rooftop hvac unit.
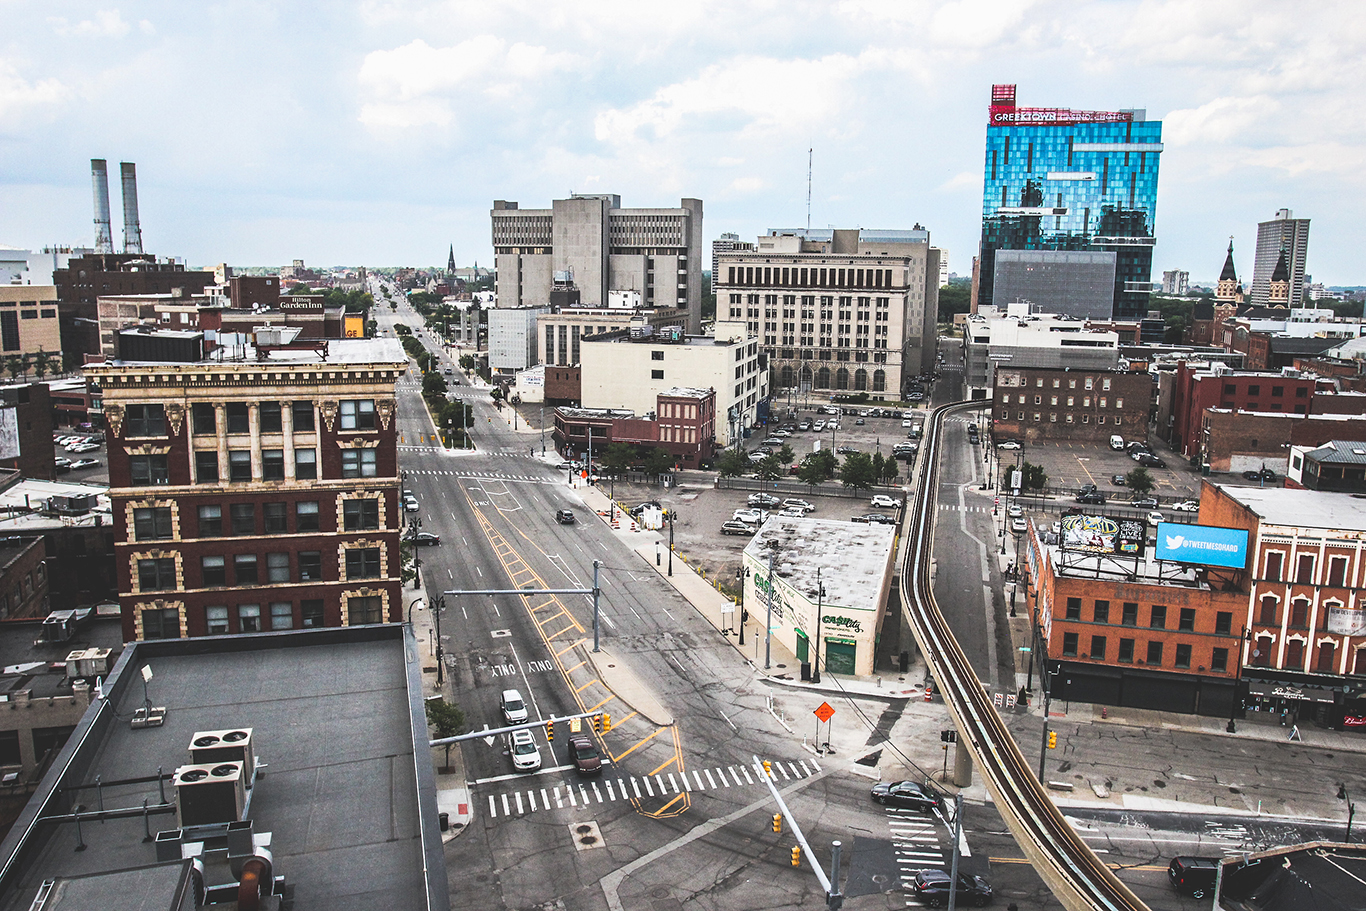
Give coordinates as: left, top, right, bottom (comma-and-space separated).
189, 728, 256, 779
64, 648, 111, 678
174, 761, 246, 828
254, 327, 283, 346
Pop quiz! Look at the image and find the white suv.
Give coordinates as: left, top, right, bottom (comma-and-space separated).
870, 495, 898, 509
510, 729, 542, 771
500, 689, 528, 724
781, 499, 816, 514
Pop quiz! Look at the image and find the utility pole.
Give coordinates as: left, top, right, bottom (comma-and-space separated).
591, 560, 601, 653
765, 544, 776, 669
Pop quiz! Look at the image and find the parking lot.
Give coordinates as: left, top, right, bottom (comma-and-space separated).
742, 403, 931, 479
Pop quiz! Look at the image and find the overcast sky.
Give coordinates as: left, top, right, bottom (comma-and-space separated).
4, 1, 1363, 286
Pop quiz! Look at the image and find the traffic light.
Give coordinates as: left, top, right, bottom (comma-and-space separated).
592, 714, 602, 733
772, 814, 782, 833
601, 713, 612, 733
546, 720, 555, 742
790, 846, 801, 867
1047, 731, 1057, 749
763, 760, 772, 778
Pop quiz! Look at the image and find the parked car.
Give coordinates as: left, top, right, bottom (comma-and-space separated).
854, 418, 865, 426
69, 458, 101, 471
1137, 453, 1167, 469
403, 495, 420, 512
911, 870, 993, 907
747, 451, 767, 463
733, 508, 765, 524
1242, 467, 1277, 481
812, 421, 826, 432
405, 531, 441, 546
781, 499, 816, 513
864, 513, 898, 525
836, 445, 860, 455
1076, 492, 1107, 505
555, 509, 576, 525
798, 421, 812, 431
1011, 517, 1027, 533
568, 734, 603, 776
1130, 496, 1159, 509
500, 689, 529, 724
65, 441, 100, 453
1168, 856, 1219, 899
748, 493, 781, 508
629, 501, 663, 518
510, 729, 542, 771
1007, 504, 1023, 518
870, 779, 943, 812
996, 439, 1022, 450
870, 494, 899, 509
721, 521, 756, 536
778, 507, 808, 518
1111, 474, 1127, 486
901, 418, 915, 428
1147, 511, 1165, 526
1172, 500, 1199, 512
54, 459, 72, 474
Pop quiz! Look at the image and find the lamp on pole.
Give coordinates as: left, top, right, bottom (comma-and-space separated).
667, 507, 675, 577
407, 597, 424, 627
812, 567, 826, 684
1338, 784, 1356, 843
1228, 625, 1248, 733
736, 566, 748, 646
764, 544, 776, 670
433, 595, 445, 685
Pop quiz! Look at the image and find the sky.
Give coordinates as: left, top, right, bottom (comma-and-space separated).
4, 1, 1364, 286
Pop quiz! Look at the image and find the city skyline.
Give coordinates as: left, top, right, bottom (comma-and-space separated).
3, 1, 1364, 285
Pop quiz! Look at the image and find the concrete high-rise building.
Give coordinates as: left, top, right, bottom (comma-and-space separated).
1252, 209, 1310, 308
714, 228, 940, 398
1161, 270, 1189, 295
978, 84, 1163, 320
711, 232, 753, 282
491, 195, 704, 333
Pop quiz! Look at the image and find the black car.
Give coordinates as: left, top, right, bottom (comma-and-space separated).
405, 531, 441, 546
870, 779, 943, 812
630, 500, 663, 517
555, 509, 576, 525
1130, 497, 1158, 509
1111, 474, 1127, 486
1076, 492, 1106, 505
1168, 856, 1219, 898
911, 870, 993, 907
1242, 467, 1277, 482
1137, 453, 1167, 468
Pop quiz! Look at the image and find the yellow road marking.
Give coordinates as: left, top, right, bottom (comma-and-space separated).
613, 711, 638, 726
649, 753, 678, 776
587, 695, 614, 712
574, 678, 601, 694
657, 793, 686, 814
612, 727, 665, 763
537, 609, 570, 626
563, 661, 585, 674
554, 641, 580, 657
545, 624, 578, 640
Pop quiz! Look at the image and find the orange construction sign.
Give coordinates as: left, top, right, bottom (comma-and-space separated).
813, 702, 835, 723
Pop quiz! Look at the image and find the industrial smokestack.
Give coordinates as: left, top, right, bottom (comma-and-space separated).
120, 162, 143, 255
90, 159, 114, 254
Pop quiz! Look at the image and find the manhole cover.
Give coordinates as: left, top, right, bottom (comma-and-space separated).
569, 820, 603, 851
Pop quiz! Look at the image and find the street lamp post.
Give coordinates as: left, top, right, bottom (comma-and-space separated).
1228, 625, 1248, 733
1338, 785, 1357, 843
407, 597, 424, 627
432, 595, 445, 685
667, 507, 675, 577
764, 545, 776, 670
736, 567, 748, 646
812, 567, 825, 684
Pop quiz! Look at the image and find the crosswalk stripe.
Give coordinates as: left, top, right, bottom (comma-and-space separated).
776, 762, 791, 780
489, 795, 497, 818
502, 793, 511, 816
683, 772, 693, 791
693, 770, 705, 790
668, 772, 680, 793
740, 765, 755, 785
568, 787, 577, 807
606, 780, 616, 801
592, 782, 603, 803
704, 769, 718, 788
632, 778, 642, 799
617, 777, 627, 799
528, 791, 537, 812
515, 791, 525, 815
655, 774, 666, 793
541, 788, 550, 809
579, 784, 590, 805
643, 776, 655, 797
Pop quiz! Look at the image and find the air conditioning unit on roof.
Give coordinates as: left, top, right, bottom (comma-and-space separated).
189, 728, 256, 779
174, 761, 246, 828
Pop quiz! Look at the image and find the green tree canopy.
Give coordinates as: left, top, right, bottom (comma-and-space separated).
754, 453, 784, 480
643, 448, 674, 477
1020, 461, 1048, 491
1126, 466, 1154, 497
600, 442, 635, 477
422, 371, 448, 396
425, 698, 467, 772
717, 448, 751, 477
795, 450, 837, 485
839, 452, 877, 490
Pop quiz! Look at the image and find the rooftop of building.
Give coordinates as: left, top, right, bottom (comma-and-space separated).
1300, 440, 1366, 465
744, 517, 895, 611
0, 606, 124, 702
90, 336, 407, 368
1031, 521, 1210, 588
0, 476, 110, 527
0, 625, 444, 911
1218, 485, 1366, 534
555, 406, 638, 420
661, 387, 713, 400
583, 328, 737, 348
764, 228, 928, 244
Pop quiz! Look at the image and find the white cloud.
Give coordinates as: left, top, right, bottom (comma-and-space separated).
50, 10, 132, 38
1164, 96, 1274, 146
0, 63, 71, 120
357, 36, 581, 128
937, 171, 981, 194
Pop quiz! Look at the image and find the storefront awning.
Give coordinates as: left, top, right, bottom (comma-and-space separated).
1246, 681, 1336, 704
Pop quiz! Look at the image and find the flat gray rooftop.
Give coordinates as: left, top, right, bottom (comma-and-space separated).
1219, 485, 1366, 534
744, 517, 895, 611
0, 627, 442, 911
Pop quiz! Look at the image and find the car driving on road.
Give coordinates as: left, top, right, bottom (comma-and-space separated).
568, 734, 602, 776
500, 689, 528, 724
911, 870, 993, 907
870, 779, 943, 812
510, 730, 542, 771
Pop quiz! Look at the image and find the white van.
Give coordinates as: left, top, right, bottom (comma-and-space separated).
1109, 435, 1125, 451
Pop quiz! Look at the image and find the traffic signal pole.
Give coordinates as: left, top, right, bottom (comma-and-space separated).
752, 755, 843, 909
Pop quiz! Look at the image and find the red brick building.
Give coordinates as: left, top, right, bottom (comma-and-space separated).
1199, 410, 1366, 474
53, 253, 215, 358
554, 387, 717, 468
1168, 363, 1317, 459
86, 335, 408, 641
991, 366, 1151, 444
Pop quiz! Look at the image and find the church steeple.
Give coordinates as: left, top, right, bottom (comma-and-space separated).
1268, 245, 1290, 305
1216, 237, 1243, 304
447, 244, 456, 276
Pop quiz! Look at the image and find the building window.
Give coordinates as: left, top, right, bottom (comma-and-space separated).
348, 596, 384, 625
295, 448, 317, 479
125, 404, 166, 436
1317, 642, 1336, 673
1094, 600, 1110, 623
137, 558, 177, 591
1118, 638, 1134, 663
1121, 603, 1138, 626
340, 399, 376, 430
1179, 608, 1196, 631
1290, 599, 1310, 629
198, 505, 222, 536
229, 450, 252, 482
226, 402, 250, 434
1174, 643, 1192, 669
141, 608, 180, 639
270, 602, 294, 630
1065, 597, 1081, 620
301, 599, 324, 628
651, 369, 665, 380
262, 449, 285, 481
1062, 632, 1078, 657
651, 351, 664, 361
201, 556, 226, 586
296, 502, 320, 532
341, 449, 377, 478
1211, 647, 1229, 673
1215, 611, 1233, 635
266, 552, 290, 583
238, 604, 261, 633
1090, 636, 1106, 660
344, 499, 380, 531
1285, 639, 1304, 669
292, 401, 316, 431
259, 402, 283, 433
1328, 556, 1348, 588
1296, 553, 1315, 584
1150, 605, 1167, 629
1146, 641, 1163, 666
192, 403, 216, 435
231, 504, 256, 535
195, 450, 219, 483
206, 605, 229, 635
1265, 551, 1283, 582
129, 455, 170, 486
264, 502, 287, 533
133, 506, 173, 540
298, 551, 322, 582
345, 547, 382, 579
234, 554, 259, 585
1258, 595, 1279, 626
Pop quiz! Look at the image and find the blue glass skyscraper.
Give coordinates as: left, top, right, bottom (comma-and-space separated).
978, 84, 1163, 319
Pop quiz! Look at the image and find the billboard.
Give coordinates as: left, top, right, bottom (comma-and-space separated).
1153, 523, 1248, 569
1060, 514, 1145, 556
